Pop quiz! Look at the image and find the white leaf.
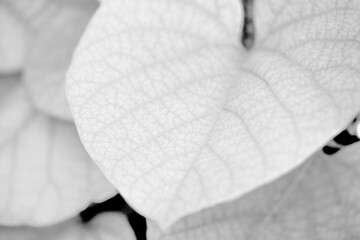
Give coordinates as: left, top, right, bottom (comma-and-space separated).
66, 0, 360, 227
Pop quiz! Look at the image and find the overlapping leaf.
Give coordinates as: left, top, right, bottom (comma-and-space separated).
148, 141, 360, 239
3, 0, 99, 120
66, 0, 360, 227
0, 78, 115, 226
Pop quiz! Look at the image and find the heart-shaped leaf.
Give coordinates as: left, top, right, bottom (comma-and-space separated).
66, 0, 360, 227
148, 141, 360, 239
0, 78, 115, 226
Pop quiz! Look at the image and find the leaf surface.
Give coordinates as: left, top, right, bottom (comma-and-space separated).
147, 141, 360, 239
0, 78, 115, 226
66, 0, 360, 227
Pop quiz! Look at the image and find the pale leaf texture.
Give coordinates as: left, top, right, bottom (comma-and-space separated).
148, 142, 360, 239
0, 213, 136, 240
66, 0, 360, 227
0, 78, 115, 226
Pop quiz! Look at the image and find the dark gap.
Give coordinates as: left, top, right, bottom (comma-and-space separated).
241, 0, 255, 49
79, 194, 147, 240
322, 116, 359, 155
128, 210, 147, 240
322, 145, 340, 155
333, 129, 359, 146
79, 194, 127, 223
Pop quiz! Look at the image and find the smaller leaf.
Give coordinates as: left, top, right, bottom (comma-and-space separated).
0, 213, 136, 240
0, 78, 115, 226
18, 0, 98, 120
